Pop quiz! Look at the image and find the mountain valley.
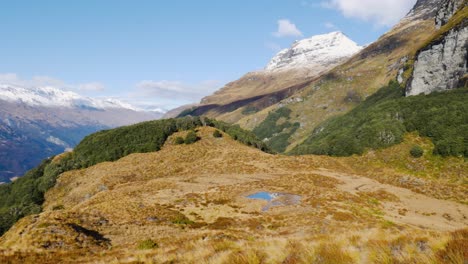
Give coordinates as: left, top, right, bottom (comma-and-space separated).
0, 0, 466, 263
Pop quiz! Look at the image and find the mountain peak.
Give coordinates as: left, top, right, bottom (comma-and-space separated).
265, 31, 363, 72
0, 83, 140, 111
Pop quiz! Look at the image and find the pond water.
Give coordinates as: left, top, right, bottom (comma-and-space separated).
246, 192, 301, 211
247, 192, 277, 201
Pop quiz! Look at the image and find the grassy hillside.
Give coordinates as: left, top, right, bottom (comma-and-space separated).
235, 18, 435, 144
0, 117, 270, 235
291, 82, 468, 157
0, 127, 466, 263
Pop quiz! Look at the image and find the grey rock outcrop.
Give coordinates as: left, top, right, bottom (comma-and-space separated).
405, 0, 444, 21
436, 0, 464, 28
406, 0, 467, 96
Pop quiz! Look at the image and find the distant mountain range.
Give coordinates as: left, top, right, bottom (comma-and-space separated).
0, 84, 139, 111
0, 84, 163, 182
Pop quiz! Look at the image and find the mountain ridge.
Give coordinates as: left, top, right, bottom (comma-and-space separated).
197, 31, 362, 107
0, 84, 148, 112
192, 0, 453, 154
265, 31, 363, 72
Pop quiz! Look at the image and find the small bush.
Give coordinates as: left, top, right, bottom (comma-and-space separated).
174, 137, 185, 145
410, 145, 424, 158
52, 205, 65, 211
242, 105, 259, 115
172, 215, 195, 225
137, 239, 159, 250
184, 131, 199, 144
213, 130, 223, 138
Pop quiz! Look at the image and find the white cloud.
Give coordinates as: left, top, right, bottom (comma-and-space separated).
77, 82, 106, 92
322, 0, 417, 27
131, 79, 221, 109
0, 73, 64, 88
324, 22, 338, 30
273, 19, 303, 38
0, 73, 221, 111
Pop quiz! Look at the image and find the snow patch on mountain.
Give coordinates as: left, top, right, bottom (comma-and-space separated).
0, 84, 141, 111
46, 136, 69, 148
265, 31, 363, 72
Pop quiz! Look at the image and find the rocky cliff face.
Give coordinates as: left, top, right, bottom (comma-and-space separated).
406, 1, 467, 96
436, 0, 465, 28
404, 0, 442, 21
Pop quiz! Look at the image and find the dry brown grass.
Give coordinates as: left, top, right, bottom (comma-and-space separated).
312, 242, 354, 264
436, 229, 468, 264
0, 128, 466, 263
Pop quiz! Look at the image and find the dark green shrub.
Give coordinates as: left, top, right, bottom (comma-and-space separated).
52, 205, 65, 211
174, 137, 185, 145
291, 83, 467, 157
137, 239, 159, 250
252, 107, 299, 153
184, 131, 199, 144
242, 105, 259, 115
172, 215, 195, 225
213, 130, 223, 138
410, 145, 424, 158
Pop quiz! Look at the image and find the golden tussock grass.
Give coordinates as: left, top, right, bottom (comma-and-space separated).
0, 128, 466, 263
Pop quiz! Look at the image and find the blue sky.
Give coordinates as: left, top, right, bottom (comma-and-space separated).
0, 0, 416, 110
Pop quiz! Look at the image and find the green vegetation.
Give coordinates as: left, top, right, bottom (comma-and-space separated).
253, 107, 300, 153
177, 107, 197, 117
292, 82, 468, 157
241, 105, 259, 115
52, 205, 65, 211
410, 145, 424, 158
174, 137, 185, 145
213, 130, 223, 138
184, 130, 199, 144
172, 216, 195, 226
206, 119, 273, 153
0, 116, 271, 236
137, 239, 159, 250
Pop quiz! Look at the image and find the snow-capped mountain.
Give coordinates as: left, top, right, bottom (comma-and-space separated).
0, 84, 139, 111
199, 31, 363, 106
265, 31, 363, 72
0, 83, 165, 182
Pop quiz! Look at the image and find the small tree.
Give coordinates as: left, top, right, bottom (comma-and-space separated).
184, 131, 199, 144
213, 130, 223, 138
174, 137, 185, 145
410, 145, 424, 158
